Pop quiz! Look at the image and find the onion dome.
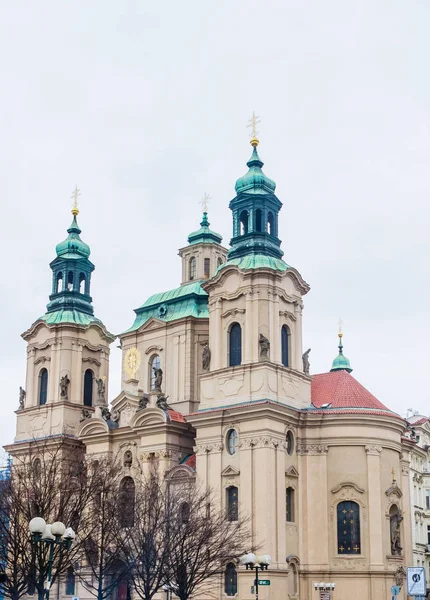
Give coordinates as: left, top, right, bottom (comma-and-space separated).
187, 212, 223, 245
330, 332, 353, 373
234, 143, 276, 196
55, 210, 91, 259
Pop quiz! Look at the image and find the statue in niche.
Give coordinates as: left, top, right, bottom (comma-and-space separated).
390, 507, 403, 555
259, 334, 270, 359
302, 348, 311, 375
124, 451, 133, 468
18, 387, 26, 410
137, 395, 149, 411
60, 375, 71, 400
156, 394, 171, 411
96, 378, 106, 403
100, 406, 111, 421
153, 367, 163, 391
80, 408, 92, 422
202, 344, 211, 371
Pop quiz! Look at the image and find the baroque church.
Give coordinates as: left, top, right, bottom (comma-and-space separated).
7, 130, 414, 600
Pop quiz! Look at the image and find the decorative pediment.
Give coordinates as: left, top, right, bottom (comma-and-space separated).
34, 356, 51, 365
221, 465, 240, 477
165, 464, 196, 481
221, 308, 245, 319
77, 417, 109, 437
331, 482, 365, 495
330, 482, 367, 522
385, 484, 403, 499
82, 357, 101, 366
279, 310, 297, 322
132, 407, 167, 428
145, 345, 164, 355
286, 466, 299, 478
135, 317, 166, 333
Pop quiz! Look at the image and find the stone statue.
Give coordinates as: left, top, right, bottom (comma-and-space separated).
153, 367, 163, 391
96, 377, 105, 403
124, 451, 133, 468
302, 348, 311, 375
259, 334, 270, 359
111, 408, 120, 422
100, 406, 111, 421
80, 408, 92, 422
137, 395, 148, 411
60, 375, 71, 400
18, 386, 26, 410
202, 344, 211, 371
390, 508, 403, 555
156, 394, 171, 411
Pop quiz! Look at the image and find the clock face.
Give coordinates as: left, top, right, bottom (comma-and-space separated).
124, 347, 141, 379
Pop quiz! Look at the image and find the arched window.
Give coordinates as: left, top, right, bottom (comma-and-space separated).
56, 272, 63, 293
65, 567, 75, 596
79, 272, 86, 294
227, 486, 238, 522
217, 257, 223, 268
286, 487, 295, 522
227, 429, 238, 455
255, 208, 263, 232
83, 369, 93, 407
67, 271, 74, 291
149, 355, 161, 390
268, 212, 274, 235
239, 210, 248, 235
337, 501, 360, 554
180, 502, 190, 524
189, 257, 196, 281
224, 563, 237, 597
204, 258, 210, 279
281, 325, 289, 367
286, 430, 294, 455
229, 323, 242, 367
39, 368, 48, 405
119, 477, 135, 527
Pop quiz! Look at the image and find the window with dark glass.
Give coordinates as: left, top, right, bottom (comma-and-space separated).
337, 501, 360, 554
229, 323, 242, 367
227, 429, 238, 455
286, 487, 295, 522
83, 369, 93, 406
65, 567, 75, 595
225, 563, 237, 596
39, 369, 48, 405
227, 486, 238, 521
189, 257, 196, 280
119, 477, 135, 527
286, 431, 294, 455
255, 208, 263, 232
204, 258, 210, 278
281, 325, 289, 367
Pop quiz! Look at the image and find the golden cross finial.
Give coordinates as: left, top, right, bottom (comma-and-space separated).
247, 111, 261, 146
199, 192, 211, 213
71, 185, 80, 216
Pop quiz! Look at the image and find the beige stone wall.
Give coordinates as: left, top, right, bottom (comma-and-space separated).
178, 242, 228, 284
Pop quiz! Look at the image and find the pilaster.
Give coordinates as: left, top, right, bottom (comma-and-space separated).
365, 445, 384, 567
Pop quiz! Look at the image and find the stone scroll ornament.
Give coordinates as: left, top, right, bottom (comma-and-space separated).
18, 386, 26, 409
202, 344, 211, 371
60, 375, 70, 400
302, 348, 311, 375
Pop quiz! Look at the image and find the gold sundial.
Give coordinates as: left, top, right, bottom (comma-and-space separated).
124, 347, 141, 379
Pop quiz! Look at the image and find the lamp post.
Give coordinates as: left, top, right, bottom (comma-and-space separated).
241, 553, 271, 600
313, 582, 336, 600
29, 517, 75, 600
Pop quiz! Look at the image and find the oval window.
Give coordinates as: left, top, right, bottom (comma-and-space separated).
227, 429, 238, 455
286, 430, 294, 456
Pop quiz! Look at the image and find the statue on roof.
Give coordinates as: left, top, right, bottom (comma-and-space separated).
18, 386, 26, 410
153, 367, 163, 391
80, 408, 92, 422
259, 334, 270, 360
302, 349, 311, 375
100, 406, 111, 421
60, 374, 70, 400
202, 344, 211, 371
137, 395, 149, 411
96, 377, 106, 403
156, 394, 171, 411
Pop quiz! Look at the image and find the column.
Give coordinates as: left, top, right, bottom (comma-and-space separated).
365, 445, 384, 567
401, 453, 413, 567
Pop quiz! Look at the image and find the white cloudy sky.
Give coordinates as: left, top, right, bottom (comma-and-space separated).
1, 1, 429, 452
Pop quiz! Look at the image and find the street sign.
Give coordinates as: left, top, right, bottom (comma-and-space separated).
258, 580, 270, 585
407, 566, 426, 596
391, 585, 400, 596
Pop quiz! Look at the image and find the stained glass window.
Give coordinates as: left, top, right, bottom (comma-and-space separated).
337, 501, 360, 554
227, 486, 238, 521
225, 563, 237, 596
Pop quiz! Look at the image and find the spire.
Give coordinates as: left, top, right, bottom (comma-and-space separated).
187, 194, 223, 245
330, 321, 353, 373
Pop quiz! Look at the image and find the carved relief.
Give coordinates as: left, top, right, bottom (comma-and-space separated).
34, 356, 51, 365
332, 558, 368, 570
365, 445, 382, 455
297, 444, 329, 455
194, 443, 223, 455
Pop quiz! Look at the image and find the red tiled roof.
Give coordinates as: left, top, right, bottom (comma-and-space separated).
311, 370, 390, 411
167, 409, 187, 423
410, 417, 429, 426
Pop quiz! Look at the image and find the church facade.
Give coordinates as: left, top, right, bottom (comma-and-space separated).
7, 133, 415, 600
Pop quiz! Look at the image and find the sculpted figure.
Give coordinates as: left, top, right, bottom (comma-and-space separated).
138, 395, 149, 411
390, 508, 403, 555
153, 367, 163, 391
60, 375, 70, 400
259, 334, 270, 359
96, 377, 105, 403
302, 348, 311, 375
202, 344, 211, 371
156, 394, 171, 411
100, 406, 111, 421
80, 408, 91, 422
18, 386, 26, 410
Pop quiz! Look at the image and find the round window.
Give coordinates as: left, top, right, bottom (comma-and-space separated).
286, 430, 294, 455
227, 429, 238, 455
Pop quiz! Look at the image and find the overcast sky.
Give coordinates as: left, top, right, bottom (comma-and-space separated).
1, 1, 429, 453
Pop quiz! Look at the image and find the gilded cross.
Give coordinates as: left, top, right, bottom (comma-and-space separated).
71, 185, 80, 214
353, 545, 360, 552
339, 546, 345, 552
247, 111, 261, 139
199, 193, 211, 213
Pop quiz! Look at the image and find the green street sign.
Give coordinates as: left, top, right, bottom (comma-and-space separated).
258, 580, 270, 586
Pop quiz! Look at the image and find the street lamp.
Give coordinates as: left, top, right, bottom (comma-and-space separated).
29, 517, 75, 600
241, 553, 271, 600
314, 582, 336, 600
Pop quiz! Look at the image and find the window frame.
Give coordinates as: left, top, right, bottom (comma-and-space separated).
229, 323, 242, 367
83, 369, 94, 407
227, 429, 239, 455
286, 487, 295, 522
224, 562, 238, 597
226, 486, 239, 522
189, 257, 197, 281
336, 500, 361, 555
38, 368, 48, 406
281, 325, 290, 367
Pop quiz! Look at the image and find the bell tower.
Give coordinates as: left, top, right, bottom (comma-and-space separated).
14, 197, 115, 443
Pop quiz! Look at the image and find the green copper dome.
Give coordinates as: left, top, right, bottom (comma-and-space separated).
330, 334, 353, 373
235, 146, 276, 195
187, 212, 222, 245
55, 215, 91, 259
